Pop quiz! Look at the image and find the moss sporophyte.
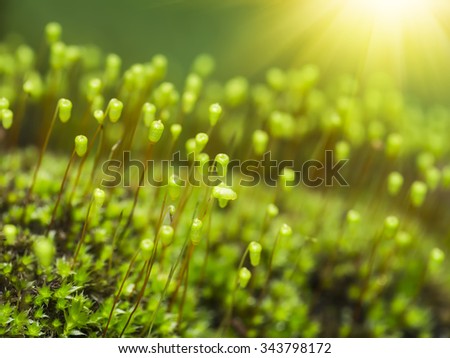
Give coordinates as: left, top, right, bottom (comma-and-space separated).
0, 22, 449, 338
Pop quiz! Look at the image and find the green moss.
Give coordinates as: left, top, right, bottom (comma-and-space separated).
0, 23, 449, 338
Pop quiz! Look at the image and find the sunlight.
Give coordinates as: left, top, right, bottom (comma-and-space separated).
352, 0, 428, 19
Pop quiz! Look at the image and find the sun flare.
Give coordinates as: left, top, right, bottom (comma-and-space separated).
351, 0, 429, 20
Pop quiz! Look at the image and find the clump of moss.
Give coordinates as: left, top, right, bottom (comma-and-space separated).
0, 23, 450, 338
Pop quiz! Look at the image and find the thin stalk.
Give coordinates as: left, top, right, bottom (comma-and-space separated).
199, 202, 213, 285
47, 149, 77, 235
168, 243, 193, 311
71, 199, 93, 268
120, 192, 167, 337
8, 91, 28, 148
108, 211, 124, 275
119, 258, 154, 337
353, 231, 383, 323
102, 250, 139, 337
86, 125, 104, 193
68, 123, 102, 204
262, 232, 281, 295
23, 106, 59, 219
220, 247, 250, 336
146, 202, 197, 337
177, 244, 193, 327
119, 143, 154, 238
146, 236, 190, 337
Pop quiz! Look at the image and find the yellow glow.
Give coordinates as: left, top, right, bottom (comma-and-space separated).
343, 0, 435, 41
352, 0, 428, 19
222, 0, 450, 102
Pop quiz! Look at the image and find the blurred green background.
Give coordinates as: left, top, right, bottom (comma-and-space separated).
1, 0, 449, 103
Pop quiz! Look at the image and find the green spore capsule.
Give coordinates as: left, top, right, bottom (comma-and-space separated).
160, 108, 172, 122
214, 153, 230, 178
190, 218, 203, 246
212, 183, 237, 208
3, 224, 18, 246
23, 72, 43, 98
198, 153, 210, 166
182, 91, 197, 114
209, 103, 222, 127
168, 175, 182, 201
131, 64, 146, 89
87, 78, 102, 101
395, 231, 412, 248
93, 188, 106, 208
269, 111, 295, 139
385, 133, 403, 158
225, 76, 248, 107
368, 120, 386, 143
142, 102, 156, 127
195, 133, 209, 152
91, 95, 105, 113
387, 172, 404, 196
170, 124, 182, 141
297, 64, 320, 91
410, 181, 427, 208
0, 97, 9, 110
252, 130, 269, 156
154, 82, 178, 108
425, 167, 441, 191
105, 53, 121, 82
108, 98, 123, 123
384, 216, 399, 237
185, 73, 203, 95
143, 63, 155, 82
123, 69, 134, 89
429, 248, 445, 265
197, 152, 210, 177
416, 152, 435, 174
279, 168, 295, 192
335, 141, 350, 161
239, 267, 252, 288
58, 98, 72, 123
428, 247, 445, 274
152, 54, 168, 80
1, 109, 13, 129
45, 22, 62, 44
192, 53, 215, 78
279, 223, 293, 238
140, 239, 155, 260
65, 45, 81, 64
185, 138, 197, 157
94, 109, 105, 124
33, 237, 55, 267
266, 203, 279, 218
159, 225, 174, 246
346, 210, 361, 225
74, 135, 88, 157
266, 67, 286, 91
148, 120, 164, 143
248, 241, 262, 267
322, 111, 342, 131
16, 45, 35, 72
50, 41, 66, 69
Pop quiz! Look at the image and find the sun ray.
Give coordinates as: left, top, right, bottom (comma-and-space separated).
215, 0, 449, 102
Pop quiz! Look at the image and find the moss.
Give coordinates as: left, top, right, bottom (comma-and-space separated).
0, 23, 449, 338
